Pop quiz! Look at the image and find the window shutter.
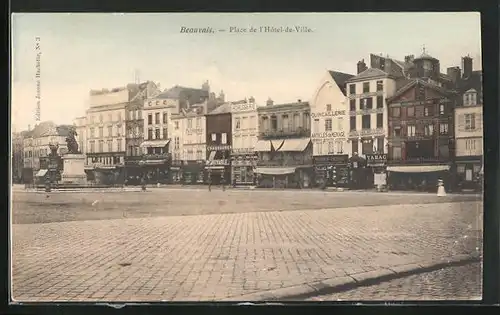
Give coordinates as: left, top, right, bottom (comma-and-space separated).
475, 113, 482, 130
458, 114, 465, 132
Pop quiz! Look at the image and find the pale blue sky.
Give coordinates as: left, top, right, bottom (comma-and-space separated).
11, 12, 481, 131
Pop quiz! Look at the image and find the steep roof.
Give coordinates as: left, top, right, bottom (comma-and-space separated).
457, 70, 483, 105
207, 102, 231, 115
346, 68, 389, 83
56, 125, 73, 137
328, 71, 355, 95
257, 101, 310, 112
387, 78, 456, 104
156, 85, 209, 100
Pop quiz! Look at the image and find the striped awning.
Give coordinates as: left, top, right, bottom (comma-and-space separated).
280, 138, 311, 152
254, 140, 271, 152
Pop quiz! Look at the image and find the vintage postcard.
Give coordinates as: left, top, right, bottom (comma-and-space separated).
10, 12, 483, 302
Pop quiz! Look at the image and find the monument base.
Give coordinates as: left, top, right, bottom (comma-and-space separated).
61, 154, 88, 186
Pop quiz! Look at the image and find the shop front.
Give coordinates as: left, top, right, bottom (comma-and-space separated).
348, 154, 369, 189
313, 154, 349, 188
454, 155, 482, 191
124, 156, 143, 185
170, 160, 183, 184
205, 159, 231, 185
365, 153, 388, 189
182, 160, 205, 185
386, 163, 451, 192
231, 150, 258, 186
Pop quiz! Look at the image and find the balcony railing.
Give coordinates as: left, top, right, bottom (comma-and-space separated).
259, 128, 311, 139
143, 153, 171, 160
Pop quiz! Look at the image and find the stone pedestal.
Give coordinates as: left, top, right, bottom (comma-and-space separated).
61, 154, 87, 185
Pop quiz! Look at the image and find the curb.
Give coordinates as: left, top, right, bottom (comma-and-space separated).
221, 254, 481, 301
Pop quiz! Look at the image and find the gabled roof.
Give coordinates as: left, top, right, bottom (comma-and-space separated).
387, 78, 455, 104
327, 71, 355, 95
346, 68, 389, 83
457, 70, 482, 106
207, 102, 231, 115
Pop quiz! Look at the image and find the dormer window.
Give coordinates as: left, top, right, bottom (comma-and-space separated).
463, 89, 477, 106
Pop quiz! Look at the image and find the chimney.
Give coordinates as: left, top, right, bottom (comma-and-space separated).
462, 56, 473, 79
404, 55, 415, 63
266, 98, 274, 106
357, 59, 367, 74
202, 80, 210, 92
219, 90, 225, 103
446, 66, 461, 83
248, 96, 255, 104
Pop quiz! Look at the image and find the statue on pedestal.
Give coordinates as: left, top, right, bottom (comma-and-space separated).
48, 143, 59, 157
66, 128, 79, 154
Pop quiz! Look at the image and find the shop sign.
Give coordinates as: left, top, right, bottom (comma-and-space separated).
186, 128, 204, 135
313, 154, 348, 165
311, 131, 345, 138
365, 153, 387, 166
348, 128, 385, 137
206, 159, 230, 166
232, 103, 256, 112
311, 110, 346, 118
207, 145, 231, 151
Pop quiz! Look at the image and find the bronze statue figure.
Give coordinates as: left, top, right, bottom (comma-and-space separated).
66, 128, 80, 154
48, 143, 59, 157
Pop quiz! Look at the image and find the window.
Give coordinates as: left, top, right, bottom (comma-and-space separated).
196, 117, 201, 128
174, 137, 180, 149
148, 114, 153, 125
407, 125, 416, 137
325, 119, 333, 131
351, 139, 358, 155
361, 115, 371, 129
163, 127, 168, 139
90, 116, 94, 124
187, 119, 193, 128
271, 116, 278, 130
376, 138, 384, 153
235, 118, 241, 130
293, 114, 300, 129
137, 110, 141, 120
407, 106, 415, 117
327, 141, 335, 154
221, 133, 227, 144
281, 115, 289, 130
249, 116, 256, 129
117, 139, 122, 152
196, 149, 203, 160
363, 82, 370, 93
392, 107, 401, 117
374, 113, 383, 128
98, 140, 104, 152
464, 91, 477, 106
349, 99, 356, 111
416, 85, 425, 101
118, 112, 122, 122
99, 114, 103, 123
90, 128, 95, 138
394, 126, 401, 137
107, 140, 112, 152
465, 114, 476, 130
148, 128, 153, 140
439, 144, 449, 158
107, 126, 112, 137
424, 107, 430, 117
155, 113, 160, 124
350, 116, 356, 131
116, 126, 121, 137
337, 117, 344, 130
174, 121, 179, 130
439, 104, 445, 115
163, 112, 168, 124
349, 84, 356, 95
392, 147, 402, 159
90, 141, 95, 153
99, 127, 103, 138
360, 98, 372, 110
466, 139, 477, 151
108, 114, 113, 122
362, 139, 373, 155
376, 96, 383, 108
376, 80, 383, 91
313, 119, 320, 133
424, 124, 434, 136
211, 133, 217, 142
336, 141, 344, 153
439, 123, 449, 135
155, 128, 160, 139
326, 104, 332, 112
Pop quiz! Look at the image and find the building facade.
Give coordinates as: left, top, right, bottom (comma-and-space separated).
255, 100, 313, 188
454, 57, 483, 190
386, 54, 458, 192
310, 70, 354, 187
179, 107, 207, 184
22, 121, 70, 184
230, 97, 258, 185
206, 103, 232, 185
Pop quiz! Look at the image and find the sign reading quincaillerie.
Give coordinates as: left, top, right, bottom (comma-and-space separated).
311, 110, 346, 118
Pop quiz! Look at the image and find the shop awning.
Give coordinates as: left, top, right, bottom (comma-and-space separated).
254, 167, 296, 175
271, 140, 284, 151
205, 165, 225, 170
140, 160, 168, 165
140, 140, 170, 148
35, 169, 48, 177
254, 140, 271, 152
386, 165, 450, 173
279, 138, 311, 152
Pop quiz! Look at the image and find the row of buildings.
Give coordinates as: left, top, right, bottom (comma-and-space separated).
13, 50, 483, 191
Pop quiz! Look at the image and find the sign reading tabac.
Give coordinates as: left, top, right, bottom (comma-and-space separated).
365, 153, 387, 166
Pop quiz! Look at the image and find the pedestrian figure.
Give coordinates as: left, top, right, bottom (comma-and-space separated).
208, 172, 212, 192
141, 176, 146, 192
221, 173, 226, 191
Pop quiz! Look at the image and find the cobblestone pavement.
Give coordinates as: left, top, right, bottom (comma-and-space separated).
12, 188, 481, 224
306, 262, 482, 301
11, 201, 482, 301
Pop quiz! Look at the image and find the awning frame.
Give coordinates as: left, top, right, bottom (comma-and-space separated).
279, 138, 311, 152
386, 165, 450, 173
254, 167, 296, 175
140, 140, 171, 148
